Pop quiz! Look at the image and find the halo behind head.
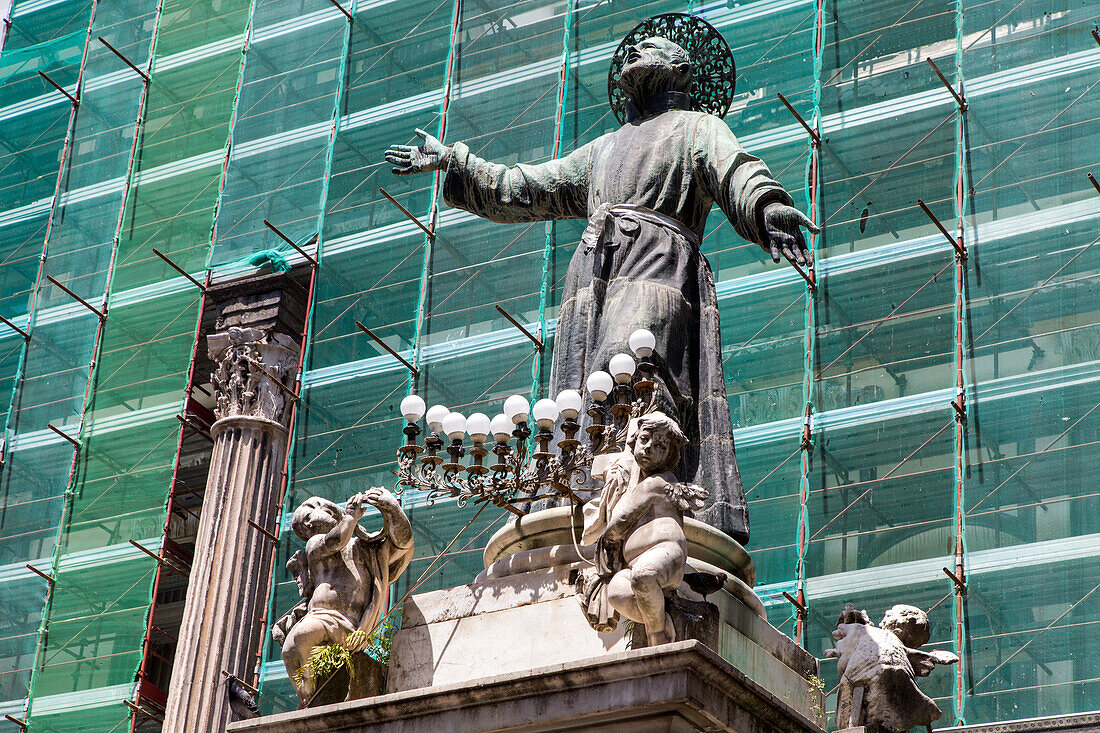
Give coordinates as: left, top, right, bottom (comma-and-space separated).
608, 13, 736, 124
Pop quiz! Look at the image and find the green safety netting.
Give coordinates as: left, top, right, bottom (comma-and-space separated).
0, 0, 1096, 728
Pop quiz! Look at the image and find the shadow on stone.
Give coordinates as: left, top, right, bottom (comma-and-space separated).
630, 594, 719, 649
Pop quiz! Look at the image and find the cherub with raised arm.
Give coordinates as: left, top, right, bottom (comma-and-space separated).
825, 603, 959, 732
578, 412, 707, 646
272, 487, 413, 705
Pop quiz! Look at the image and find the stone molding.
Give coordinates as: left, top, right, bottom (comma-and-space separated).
227, 640, 825, 733
940, 712, 1100, 732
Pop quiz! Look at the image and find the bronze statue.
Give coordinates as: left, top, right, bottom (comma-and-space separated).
385, 15, 816, 545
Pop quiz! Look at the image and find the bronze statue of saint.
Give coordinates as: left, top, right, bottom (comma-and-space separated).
385, 15, 816, 545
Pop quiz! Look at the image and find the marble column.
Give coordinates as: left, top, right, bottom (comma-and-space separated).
163, 275, 305, 731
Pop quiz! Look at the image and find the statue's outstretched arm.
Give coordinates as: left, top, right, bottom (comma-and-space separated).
695, 116, 819, 265
385, 126, 591, 224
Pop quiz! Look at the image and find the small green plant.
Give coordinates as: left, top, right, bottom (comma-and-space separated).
365, 608, 401, 665
294, 629, 369, 691
807, 674, 826, 726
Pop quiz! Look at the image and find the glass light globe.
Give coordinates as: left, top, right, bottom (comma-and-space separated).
503, 394, 530, 425
609, 353, 636, 383
555, 389, 583, 419
467, 412, 491, 442
490, 413, 513, 442
425, 404, 449, 432
628, 328, 656, 357
400, 394, 426, 422
586, 370, 614, 401
441, 411, 466, 441
532, 398, 560, 429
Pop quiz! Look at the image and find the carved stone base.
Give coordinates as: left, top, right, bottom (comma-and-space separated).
228, 641, 823, 733
382, 563, 821, 723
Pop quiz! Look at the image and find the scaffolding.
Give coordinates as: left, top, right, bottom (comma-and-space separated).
0, 0, 1097, 729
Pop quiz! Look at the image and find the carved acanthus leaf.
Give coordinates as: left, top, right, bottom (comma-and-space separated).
209, 327, 299, 424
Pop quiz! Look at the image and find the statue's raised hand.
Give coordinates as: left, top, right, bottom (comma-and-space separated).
385, 128, 449, 176
761, 201, 820, 266
363, 486, 400, 512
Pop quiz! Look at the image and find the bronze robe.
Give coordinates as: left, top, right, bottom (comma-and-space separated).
442, 95, 793, 545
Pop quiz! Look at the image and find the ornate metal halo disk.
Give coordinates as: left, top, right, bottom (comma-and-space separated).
607, 13, 736, 125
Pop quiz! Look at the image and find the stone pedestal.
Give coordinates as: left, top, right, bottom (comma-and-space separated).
228, 641, 821, 733
227, 503, 824, 733
162, 273, 307, 732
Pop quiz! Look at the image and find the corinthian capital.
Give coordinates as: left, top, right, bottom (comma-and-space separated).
208, 326, 300, 425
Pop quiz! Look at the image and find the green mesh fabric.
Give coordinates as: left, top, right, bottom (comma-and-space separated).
0, 0, 1097, 728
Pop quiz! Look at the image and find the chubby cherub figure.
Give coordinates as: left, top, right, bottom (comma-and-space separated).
826, 603, 959, 732
272, 488, 413, 705
579, 412, 707, 646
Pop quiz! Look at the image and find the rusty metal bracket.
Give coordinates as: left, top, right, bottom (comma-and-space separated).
776, 92, 822, 147
927, 58, 966, 112
153, 248, 207, 292
494, 304, 544, 349
37, 70, 78, 106
917, 199, 967, 260
355, 321, 419, 375
263, 219, 319, 267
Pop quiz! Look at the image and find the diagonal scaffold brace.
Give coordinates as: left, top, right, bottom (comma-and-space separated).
97, 36, 149, 82
355, 320, 419, 375
37, 70, 78, 106
46, 275, 106, 319
494, 304, 544, 350
917, 198, 967, 260
263, 219, 319, 267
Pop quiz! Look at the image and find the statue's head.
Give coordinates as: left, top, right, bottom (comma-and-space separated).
880, 604, 931, 648
619, 36, 693, 104
291, 496, 343, 540
628, 411, 688, 474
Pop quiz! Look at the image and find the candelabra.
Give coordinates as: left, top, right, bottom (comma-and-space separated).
394, 329, 661, 514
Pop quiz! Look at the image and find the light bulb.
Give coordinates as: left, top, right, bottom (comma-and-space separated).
628, 328, 656, 357
426, 404, 449, 432
400, 394, 426, 422
555, 389, 583, 420
442, 412, 466, 441
467, 413, 491, 442
609, 353, 636, 383
586, 371, 614, 401
503, 394, 530, 425
491, 413, 513, 442
532, 398, 560, 429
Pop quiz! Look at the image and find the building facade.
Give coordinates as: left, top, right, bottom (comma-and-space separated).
0, 0, 1097, 730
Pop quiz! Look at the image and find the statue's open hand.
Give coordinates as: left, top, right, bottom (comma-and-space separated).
385, 128, 449, 176
761, 202, 820, 265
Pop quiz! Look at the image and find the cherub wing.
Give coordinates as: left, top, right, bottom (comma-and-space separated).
665, 482, 709, 513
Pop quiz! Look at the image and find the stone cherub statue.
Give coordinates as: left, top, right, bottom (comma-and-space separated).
384, 14, 819, 546
576, 412, 708, 646
825, 603, 959, 732
272, 488, 414, 705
